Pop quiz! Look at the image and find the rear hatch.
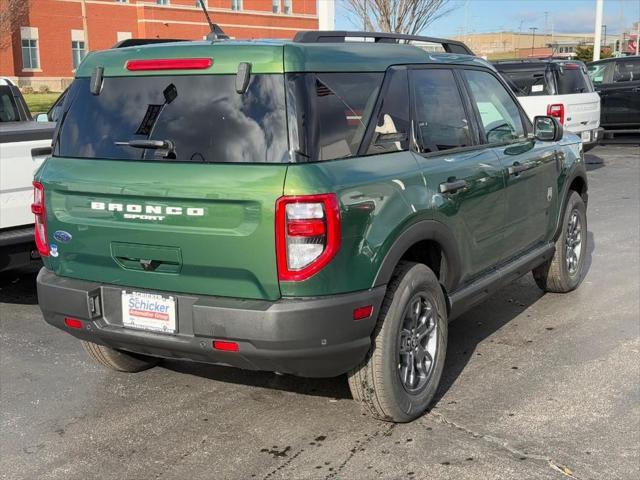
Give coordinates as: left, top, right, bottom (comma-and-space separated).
39, 43, 288, 300
554, 63, 600, 132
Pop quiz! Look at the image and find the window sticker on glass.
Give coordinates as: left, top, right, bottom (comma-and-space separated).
531, 85, 544, 92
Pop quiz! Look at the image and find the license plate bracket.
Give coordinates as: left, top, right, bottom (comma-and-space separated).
121, 291, 177, 333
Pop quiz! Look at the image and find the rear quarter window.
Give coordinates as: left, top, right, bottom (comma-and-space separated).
0, 87, 19, 122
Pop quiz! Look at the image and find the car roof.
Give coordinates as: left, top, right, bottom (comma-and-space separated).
75, 37, 489, 78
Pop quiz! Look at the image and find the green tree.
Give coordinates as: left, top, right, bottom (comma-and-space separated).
574, 45, 613, 63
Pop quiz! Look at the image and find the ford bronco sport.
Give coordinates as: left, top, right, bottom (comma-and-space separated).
35, 31, 588, 422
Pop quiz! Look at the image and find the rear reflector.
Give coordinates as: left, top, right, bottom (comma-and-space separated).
64, 317, 83, 329
213, 340, 239, 352
126, 58, 213, 71
353, 305, 373, 320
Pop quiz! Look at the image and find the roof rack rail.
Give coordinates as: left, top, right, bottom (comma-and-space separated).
112, 38, 187, 49
293, 30, 474, 55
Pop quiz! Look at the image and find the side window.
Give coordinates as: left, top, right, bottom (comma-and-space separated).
0, 89, 19, 122
464, 69, 525, 144
366, 68, 410, 155
411, 69, 472, 153
613, 59, 640, 83
588, 63, 610, 86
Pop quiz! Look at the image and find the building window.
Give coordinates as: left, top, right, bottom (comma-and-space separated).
22, 39, 39, 69
117, 31, 132, 42
114, 0, 128, 3
20, 27, 40, 70
283, 0, 291, 14
156, 0, 169, 5
195, 0, 206, 7
231, 0, 242, 11
72, 41, 86, 69
272, 0, 280, 13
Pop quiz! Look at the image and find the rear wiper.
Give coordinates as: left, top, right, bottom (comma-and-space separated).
114, 139, 176, 159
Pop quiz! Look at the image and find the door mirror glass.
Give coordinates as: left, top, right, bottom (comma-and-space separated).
533, 115, 562, 141
35, 113, 49, 122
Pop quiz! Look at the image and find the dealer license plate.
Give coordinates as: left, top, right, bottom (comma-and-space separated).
121, 291, 177, 333
581, 131, 591, 142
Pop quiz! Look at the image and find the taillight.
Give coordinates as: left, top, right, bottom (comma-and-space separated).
31, 181, 48, 257
125, 58, 213, 71
275, 194, 340, 282
547, 103, 565, 125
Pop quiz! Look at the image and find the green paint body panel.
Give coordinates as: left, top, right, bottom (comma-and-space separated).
39, 157, 286, 300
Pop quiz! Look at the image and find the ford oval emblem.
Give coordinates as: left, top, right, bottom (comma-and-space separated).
53, 230, 72, 243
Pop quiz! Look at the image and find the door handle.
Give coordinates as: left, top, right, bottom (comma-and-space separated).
508, 163, 530, 176
439, 179, 467, 194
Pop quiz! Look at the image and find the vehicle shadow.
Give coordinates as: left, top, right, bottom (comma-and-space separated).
164, 230, 596, 403
433, 229, 595, 404
585, 152, 605, 171
0, 264, 40, 306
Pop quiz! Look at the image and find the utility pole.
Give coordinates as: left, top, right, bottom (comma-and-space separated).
636, 21, 639, 55
80, 0, 89, 52
529, 27, 538, 57
593, 0, 604, 61
517, 19, 524, 54
602, 24, 607, 49
544, 11, 549, 35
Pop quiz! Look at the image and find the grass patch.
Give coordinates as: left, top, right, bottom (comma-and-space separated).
22, 92, 61, 115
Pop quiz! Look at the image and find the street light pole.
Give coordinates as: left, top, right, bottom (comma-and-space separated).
80, 0, 89, 51
593, 0, 604, 61
529, 27, 538, 57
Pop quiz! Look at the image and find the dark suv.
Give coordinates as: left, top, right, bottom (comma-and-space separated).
35, 31, 588, 422
588, 55, 640, 132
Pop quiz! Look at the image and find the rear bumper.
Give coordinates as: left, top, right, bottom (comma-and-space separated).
37, 268, 385, 378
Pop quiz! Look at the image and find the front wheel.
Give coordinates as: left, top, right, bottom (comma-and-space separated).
533, 191, 587, 293
348, 261, 447, 422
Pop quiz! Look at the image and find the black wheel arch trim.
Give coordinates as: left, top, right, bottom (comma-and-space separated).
554, 167, 588, 241
372, 220, 462, 293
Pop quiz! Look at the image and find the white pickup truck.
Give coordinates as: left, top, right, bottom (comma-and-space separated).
0, 78, 55, 271
495, 59, 601, 150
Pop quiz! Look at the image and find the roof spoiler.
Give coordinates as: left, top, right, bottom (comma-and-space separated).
112, 38, 186, 49
293, 30, 474, 55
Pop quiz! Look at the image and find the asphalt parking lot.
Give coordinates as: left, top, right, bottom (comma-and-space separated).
1, 144, 638, 480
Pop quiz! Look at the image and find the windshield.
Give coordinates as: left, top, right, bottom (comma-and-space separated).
54, 75, 288, 163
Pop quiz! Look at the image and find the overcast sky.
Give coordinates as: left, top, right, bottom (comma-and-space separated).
335, 0, 640, 37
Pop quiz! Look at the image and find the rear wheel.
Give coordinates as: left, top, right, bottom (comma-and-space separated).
533, 191, 587, 293
348, 261, 447, 422
82, 341, 159, 373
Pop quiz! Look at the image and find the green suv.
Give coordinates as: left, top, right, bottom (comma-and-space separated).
35, 31, 588, 422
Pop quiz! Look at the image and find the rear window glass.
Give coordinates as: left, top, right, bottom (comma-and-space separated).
613, 59, 640, 83
54, 75, 288, 163
0, 87, 19, 122
555, 64, 593, 94
496, 66, 554, 96
287, 72, 383, 161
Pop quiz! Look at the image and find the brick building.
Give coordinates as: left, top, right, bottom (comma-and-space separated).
0, 0, 330, 91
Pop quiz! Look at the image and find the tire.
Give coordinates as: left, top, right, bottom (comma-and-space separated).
81, 341, 160, 373
348, 261, 447, 422
533, 191, 587, 293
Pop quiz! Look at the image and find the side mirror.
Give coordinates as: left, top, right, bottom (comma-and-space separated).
533, 115, 563, 142
35, 113, 49, 122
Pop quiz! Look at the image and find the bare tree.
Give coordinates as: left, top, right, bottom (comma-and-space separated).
344, 0, 457, 35
0, 0, 30, 49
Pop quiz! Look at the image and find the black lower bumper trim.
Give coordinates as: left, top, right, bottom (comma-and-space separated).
37, 268, 386, 378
